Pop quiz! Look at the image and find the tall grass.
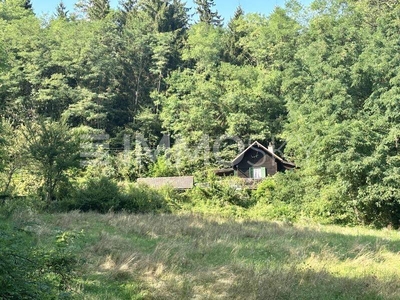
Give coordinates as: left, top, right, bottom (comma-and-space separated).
10, 210, 400, 299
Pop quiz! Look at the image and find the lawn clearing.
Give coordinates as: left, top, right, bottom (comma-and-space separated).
9, 211, 400, 299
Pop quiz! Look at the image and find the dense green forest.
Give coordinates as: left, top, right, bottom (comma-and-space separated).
0, 0, 399, 227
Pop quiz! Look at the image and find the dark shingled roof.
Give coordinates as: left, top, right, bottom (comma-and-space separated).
231, 141, 295, 169
137, 176, 194, 190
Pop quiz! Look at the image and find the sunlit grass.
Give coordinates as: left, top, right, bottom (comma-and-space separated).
10, 211, 400, 299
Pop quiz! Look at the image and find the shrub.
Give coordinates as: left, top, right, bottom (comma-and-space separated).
0, 221, 79, 299
210, 178, 254, 208
119, 183, 170, 213
73, 177, 121, 213
357, 184, 400, 228
185, 176, 255, 214
148, 156, 177, 178
253, 177, 276, 202
56, 175, 177, 214
251, 172, 305, 222
0, 195, 46, 217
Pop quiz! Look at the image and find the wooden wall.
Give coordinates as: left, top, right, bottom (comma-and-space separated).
235, 147, 278, 178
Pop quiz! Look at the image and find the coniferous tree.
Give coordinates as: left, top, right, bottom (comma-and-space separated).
77, 0, 110, 20
136, 0, 189, 33
233, 4, 244, 19
24, 0, 32, 10
224, 5, 245, 65
55, 1, 68, 19
118, 0, 138, 26
166, 0, 190, 32
92, 0, 110, 19
194, 0, 223, 26
120, 0, 138, 13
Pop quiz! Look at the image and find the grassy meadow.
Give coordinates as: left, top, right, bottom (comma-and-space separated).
6, 210, 400, 299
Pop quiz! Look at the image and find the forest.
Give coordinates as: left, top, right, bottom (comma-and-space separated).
0, 0, 399, 227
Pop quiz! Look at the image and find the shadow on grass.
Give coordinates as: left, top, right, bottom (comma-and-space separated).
107, 213, 400, 258
77, 274, 147, 300
37, 212, 400, 299
228, 266, 388, 300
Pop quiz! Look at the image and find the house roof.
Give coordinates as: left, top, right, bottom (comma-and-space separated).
231, 141, 295, 168
137, 176, 194, 190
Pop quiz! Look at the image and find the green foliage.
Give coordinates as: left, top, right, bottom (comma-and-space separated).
55, 1, 68, 19
253, 176, 277, 202
251, 172, 320, 222
255, 172, 304, 205
45, 231, 82, 292
0, 196, 45, 218
0, 220, 79, 299
187, 174, 255, 210
281, 0, 400, 227
26, 120, 80, 203
194, 0, 223, 27
148, 155, 177, 177
119, 183, 170, 213
71, 176, 121, 213
159, 62, 286, 151
0, 222, 51, 299
62, 176, 172, 213
0, 0, 34, 20
0, 0, 399, 227
76, 0, 110, 20
0, 120, 29, 195
182, 23, 223, 69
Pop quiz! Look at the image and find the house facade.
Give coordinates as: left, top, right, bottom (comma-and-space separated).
231, 141, 295, 179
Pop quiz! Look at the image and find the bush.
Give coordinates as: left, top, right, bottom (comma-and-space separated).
148, 156, 177, 178
72, 177, 121, 213
0, 196, 46, 217
57, 177, 174, 214
247, 201, 298, 222
251, 172, 306, 220
183, 175, 255, 218
119, 183, 170, 213
262, 172, 304, 204
253, 177, 276, 202
209, 178, 254, 208
0, 221, 79, 299
252, 171, 356, 224
357, 184, 400, 228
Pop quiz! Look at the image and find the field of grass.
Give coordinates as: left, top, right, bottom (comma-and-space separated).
7, 210, 400, 299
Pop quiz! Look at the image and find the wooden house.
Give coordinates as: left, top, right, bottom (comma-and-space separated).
231, 141, 295, 179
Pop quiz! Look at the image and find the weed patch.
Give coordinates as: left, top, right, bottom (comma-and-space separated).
4, 211, 400, 299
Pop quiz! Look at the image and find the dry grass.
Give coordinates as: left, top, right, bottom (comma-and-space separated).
15, 211, 400, 299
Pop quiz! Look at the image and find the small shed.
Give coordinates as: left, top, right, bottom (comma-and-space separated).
231, 141, 295, 179
137, 176, 194, 190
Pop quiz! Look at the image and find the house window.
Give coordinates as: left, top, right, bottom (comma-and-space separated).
249, 167, 266, 179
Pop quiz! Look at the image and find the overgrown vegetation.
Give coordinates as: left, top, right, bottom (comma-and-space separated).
2, 210, 400, 299
1, 0, 399, 298
0, 0, 399, 226
0, 213, 80, 299
1, 0, 399, 227
62, 177, 174, 213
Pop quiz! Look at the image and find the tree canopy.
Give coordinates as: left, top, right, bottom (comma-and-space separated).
0, 0, 399, 227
